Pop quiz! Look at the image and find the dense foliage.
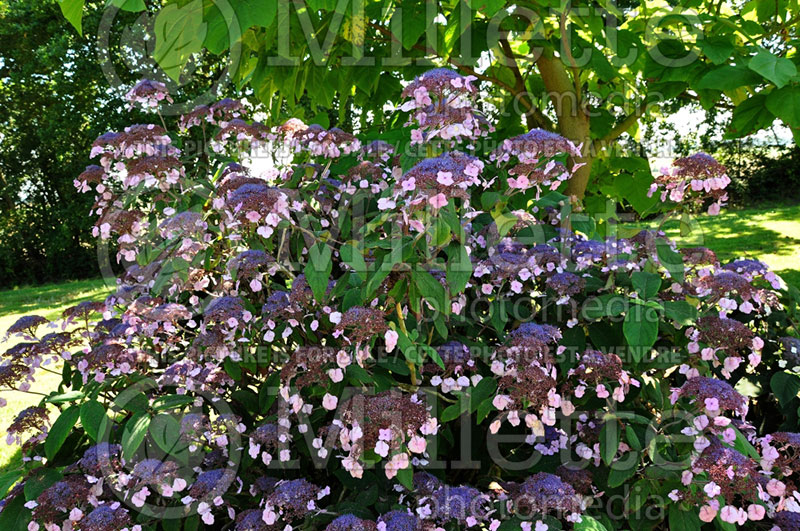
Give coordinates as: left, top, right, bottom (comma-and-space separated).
0, 0, 124, 287
0, 0, 234, 288
59, 0, 800, 201
1, 71, 800, 531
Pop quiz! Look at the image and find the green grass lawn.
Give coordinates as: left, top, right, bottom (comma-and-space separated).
0, 278, 112, 472
654, 203, 800, 288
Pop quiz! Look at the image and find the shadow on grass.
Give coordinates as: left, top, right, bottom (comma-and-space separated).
0, 448, 22, 476
661, 205, 800, 288
0, 278, 112, 319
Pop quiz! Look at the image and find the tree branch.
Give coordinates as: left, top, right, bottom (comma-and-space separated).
597, 100, 648, 144
495, 38, 555, 130
559, 5, 582, 102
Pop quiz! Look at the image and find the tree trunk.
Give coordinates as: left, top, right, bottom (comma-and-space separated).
535, 52, 593, 199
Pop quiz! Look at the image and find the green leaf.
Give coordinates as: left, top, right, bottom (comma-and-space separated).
0, 470, 23, 499
668, 504, 702, 531
391, 3, 432, 50
149, 414, 187, 456
662, 301, 698, 326
749, 49, 797, 88
45, 405, 80, 460
582, 294, 626, 319
625, 479, 651, 513
58, 0, 85, 36
771, 371, 800, 406
446, 243, 472, 295
574, 515, 608, 531
626, 425, 642, 451
631, 271, 661, 299
476, 397, 495, 423
655, 239, 684, 283
396, 464, 413, 490
697, 36, 734, 65
607, 453, 638, 487
613, 170, 658, 216
340, 242, 368, 280
153, 0, 207, 82
441, 403, 464, 422
304, 243, 333, 302
46, 390, 84, 404
224, 357, 242, 380
468, 0, 505, 16
696, 65, 762, 91
0, 492, 31, 531
623, 305, 658, 362
491, 210, 518, 238
122, 412, 152, 461
413, 268, 446, 313
728, 94, 775, 137
599, 420, 620, 466
233, 0, 278, 31
110, 0, 147, 11
80, 400, 109, 442
470, 377, 497, 412
766, 86, 800, 129
731, 426, 760, 459
23, 468, 62, 501
420, 344, 445, 370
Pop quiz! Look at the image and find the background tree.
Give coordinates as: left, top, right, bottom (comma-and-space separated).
0, 0, 131, 287
0, 0, 235, 288
58, 0, 799, 203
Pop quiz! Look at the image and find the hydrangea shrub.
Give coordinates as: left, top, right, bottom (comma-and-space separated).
1, 69, 800, 531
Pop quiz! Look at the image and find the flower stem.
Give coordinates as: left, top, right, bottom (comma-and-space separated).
395, 302, 417, 385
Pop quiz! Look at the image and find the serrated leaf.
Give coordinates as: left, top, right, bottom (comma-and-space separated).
607, 453, 639, 487
582, 294, 627, 319
626, 425, 642, 451
574, 515, 608, 531
396, 464, 413, 490
441, 403, 464, 422
696, 65, 761, 91
470, 377, 497, 412
233, 0, 278, 31
46, 390, 84, 404
625, 479, 651, 513
110, 0, 146, 11
655, 239, 684, 282
0, 470, 23, 499
340, 242, 367, 280
23, 468, 62, 501
698, 36, 734, 65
